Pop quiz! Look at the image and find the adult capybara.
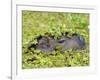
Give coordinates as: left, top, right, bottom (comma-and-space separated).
57, 33, 86, 53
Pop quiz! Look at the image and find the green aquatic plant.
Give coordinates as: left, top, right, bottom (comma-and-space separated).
22, 11, 89, 69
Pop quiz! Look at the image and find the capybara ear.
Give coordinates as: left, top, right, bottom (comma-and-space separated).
61, 32, 69, 36
72, 33, 78, 36
36, 35, 42, 41
65, 32, 69, 35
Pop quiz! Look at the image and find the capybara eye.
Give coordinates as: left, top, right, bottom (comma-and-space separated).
58, 40, 65, 43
